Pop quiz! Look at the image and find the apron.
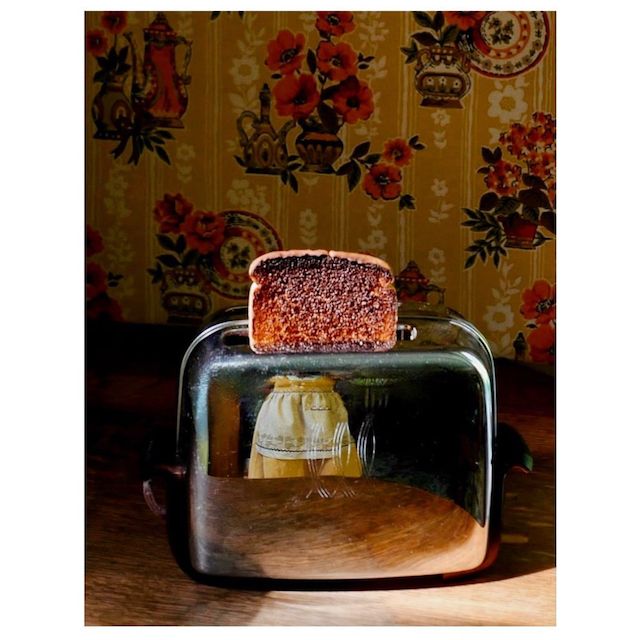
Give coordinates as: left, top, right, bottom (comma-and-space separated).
248, 375, 362, 479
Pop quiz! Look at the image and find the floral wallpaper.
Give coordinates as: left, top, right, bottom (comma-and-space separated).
85, 10, 556, 364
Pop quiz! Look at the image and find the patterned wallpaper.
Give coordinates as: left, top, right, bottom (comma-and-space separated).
85, 10, 556, 363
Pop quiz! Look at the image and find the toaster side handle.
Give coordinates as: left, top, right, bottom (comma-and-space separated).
497, 421, 534, 475
142, 429, 187, 518
481, 421, 533, 571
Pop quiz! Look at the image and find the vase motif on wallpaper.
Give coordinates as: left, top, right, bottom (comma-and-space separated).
147, 194, 222, 325
401, 11, 477, 109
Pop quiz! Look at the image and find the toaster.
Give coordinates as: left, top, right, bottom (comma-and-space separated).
144, 303, 532, 582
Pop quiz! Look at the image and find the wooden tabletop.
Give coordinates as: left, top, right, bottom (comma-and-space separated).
86, 324, 555, 626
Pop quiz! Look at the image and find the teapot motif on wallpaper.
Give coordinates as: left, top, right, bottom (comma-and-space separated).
236, 84, 296, 175
124, 12, 193, 129
86, 11, 191, 166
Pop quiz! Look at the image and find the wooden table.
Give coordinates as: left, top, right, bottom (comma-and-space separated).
85, 323, 555, 626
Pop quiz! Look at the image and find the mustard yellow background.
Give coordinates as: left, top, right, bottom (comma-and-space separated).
85, 11, 555, 360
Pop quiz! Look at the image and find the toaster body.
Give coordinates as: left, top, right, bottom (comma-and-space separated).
152, 305, 530, 582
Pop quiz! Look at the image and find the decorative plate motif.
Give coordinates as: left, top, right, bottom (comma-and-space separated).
200, 210, 283, 299
466, 11, 550, 78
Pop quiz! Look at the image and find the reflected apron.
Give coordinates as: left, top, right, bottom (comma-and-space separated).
248, 375, 362, 479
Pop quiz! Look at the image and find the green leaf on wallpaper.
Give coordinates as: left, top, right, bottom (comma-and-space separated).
399, 194, 416, 210
433, 11, 445, 31
234, 155, 246, 167
307, 49, 317, 74
347, 163, 362, 192
143, 137, 154, 152
155, 145, 171, 165
534, 232, 551, 247
289, 172, 299, 193
494, 197, 520, 215
463, 208, 479, 220
183, 249, 199, 266
479, 191, 499, 211
481, 147, 496, 164
413, 12, 433, 29
476, 167, 490, 174
400, 43, 418, 64
408, 135, 426, 151
351, 141, 371, 159
155, 130, 174, 140
464, 254, 477, 269
540, 210, 556, 234
523, 173, 547, 190
147, 265, 164, 284
363, 153, 381, 165
519, 188, 550, 209
411, 31, 438, 47
481, 146, 503, 164
175, 234, 186, 255
493, 251, 501, 268
336, 161, 355, 176
157, 234, 177, 252
441, 25, 459, 44
158, 254, 181, 268
281, 171, 288, 185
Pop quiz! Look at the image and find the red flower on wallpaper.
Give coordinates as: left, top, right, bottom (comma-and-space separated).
153, 193, 194, 234
273, 73, 321, 120
86, 262, 108, 300
315, 11, 355, 37
521, 280, 556, 324
100, 11, 128, 35
86, 29, 109, 56
316, 41, 358, 82
87, 294, 124, 322
364, 163, 403, 201
266, 29, 306, 75
483, 159, 522, 197
182, 210, 226, 255
515, 279, 556, 364
86, 224, 105, 257
85, 224, 124, 321
443, 11, 487, 31
382, 138, 413, 167
332, 76, 374, 124
527, 324, 556, 364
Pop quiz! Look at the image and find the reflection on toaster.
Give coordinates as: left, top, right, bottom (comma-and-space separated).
247, 375, 363, 481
